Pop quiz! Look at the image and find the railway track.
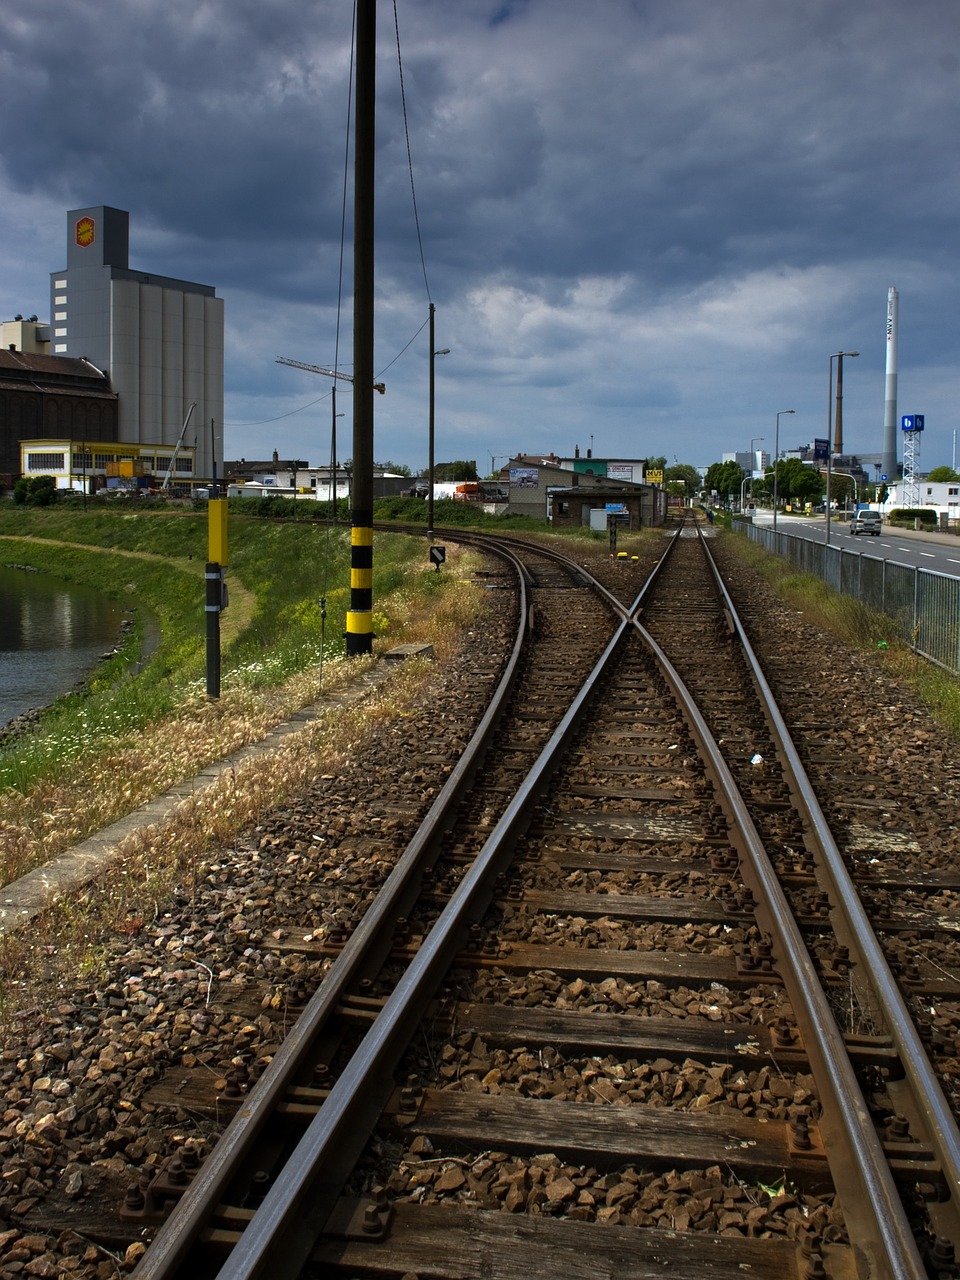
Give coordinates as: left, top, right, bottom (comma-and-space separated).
9, 519, 958, 1279
119, 518, 960, 1279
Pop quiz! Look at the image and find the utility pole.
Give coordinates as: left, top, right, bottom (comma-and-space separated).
346, 0, 376, 656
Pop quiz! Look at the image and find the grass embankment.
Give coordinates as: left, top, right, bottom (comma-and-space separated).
0, 503, 646, 1015
0, 506, 487, 890
722, 530, 960, 738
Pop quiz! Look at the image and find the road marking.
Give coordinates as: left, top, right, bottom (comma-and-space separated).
948, 558, 960, 565
920, 551, 936, 558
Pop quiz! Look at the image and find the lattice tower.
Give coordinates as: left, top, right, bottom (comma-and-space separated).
901, 428, 921, 508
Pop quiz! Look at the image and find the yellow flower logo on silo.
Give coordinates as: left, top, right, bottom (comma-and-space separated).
76, 217, 96, 248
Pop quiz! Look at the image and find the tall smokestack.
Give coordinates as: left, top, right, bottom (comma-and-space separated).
881, 287, 899, 481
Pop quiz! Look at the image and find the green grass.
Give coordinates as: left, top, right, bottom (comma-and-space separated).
722, 530, 960, 739
0, 506, 437, 791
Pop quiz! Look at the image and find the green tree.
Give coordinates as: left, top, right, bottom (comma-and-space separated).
435, 460, 478, 481
773, 458, 823, 505
926, 465, 959, 482
831, 474, 856, 506
664, 463, 701, 496
704, 460, 744, 503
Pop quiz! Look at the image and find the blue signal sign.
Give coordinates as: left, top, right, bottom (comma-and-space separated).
901, 414, 925, 432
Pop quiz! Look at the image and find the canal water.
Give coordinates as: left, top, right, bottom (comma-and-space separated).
0, 565, 127, 728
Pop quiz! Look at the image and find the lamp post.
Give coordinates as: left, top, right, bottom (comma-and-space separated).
427, 302, 450, 538
826, 351, 859, 545
832, 469, 858, 512
329, 397, 344, 515
772, 410, 795, 533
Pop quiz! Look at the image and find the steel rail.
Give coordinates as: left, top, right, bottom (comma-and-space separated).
208, 547, 647, 1278
631, 531, 928, 1279
216, 632, 636, 1278
697, 527, 960, 1227
133, 539, 537, 1278
387, 521, 633, 617
134, 538, 629, 1279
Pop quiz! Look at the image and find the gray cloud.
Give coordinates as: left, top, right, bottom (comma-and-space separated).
1, 0, 958, 469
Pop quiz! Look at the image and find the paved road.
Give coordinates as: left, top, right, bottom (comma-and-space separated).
756, 513, 960, 578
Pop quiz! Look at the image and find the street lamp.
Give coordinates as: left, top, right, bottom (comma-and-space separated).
772, 410, 795, 533
427, 301, 451, 538
832, 469, 858, 512
826, 351, 859, 545
329, 404, 344, 513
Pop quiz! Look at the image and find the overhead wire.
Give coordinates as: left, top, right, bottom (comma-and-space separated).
393, 0, 432, 306
231, 2, 436, 466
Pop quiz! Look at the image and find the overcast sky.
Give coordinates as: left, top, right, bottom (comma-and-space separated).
2, 0, 957, 475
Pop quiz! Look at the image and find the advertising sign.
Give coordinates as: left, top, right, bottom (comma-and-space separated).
606, 463, 633, 482
510, 467, 539, 488
646, 469, 664, 484
75, 216, 96, 248
901, 415, 925, 432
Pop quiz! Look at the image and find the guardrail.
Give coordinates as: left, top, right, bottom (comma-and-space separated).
740, 522, 960, 675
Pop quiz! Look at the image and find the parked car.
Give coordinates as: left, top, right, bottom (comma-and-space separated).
849, 510, 882, 536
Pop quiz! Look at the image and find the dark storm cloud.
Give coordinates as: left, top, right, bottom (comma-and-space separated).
1, 0, 958, 468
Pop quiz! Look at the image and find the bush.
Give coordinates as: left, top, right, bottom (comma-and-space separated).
889, 507, 938, 527
14, 475, 59, 506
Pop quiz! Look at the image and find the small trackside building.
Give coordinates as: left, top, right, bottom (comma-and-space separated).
548, 484, 665, 531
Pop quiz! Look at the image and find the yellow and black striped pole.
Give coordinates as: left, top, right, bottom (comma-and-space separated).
345, 520, 373, 653
346, 0, 376, 657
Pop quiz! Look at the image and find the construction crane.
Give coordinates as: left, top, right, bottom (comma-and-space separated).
160, 402, 197, 491
276, 357, 385, 394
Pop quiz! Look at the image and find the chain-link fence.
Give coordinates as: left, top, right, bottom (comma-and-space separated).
741, 522, 960, 674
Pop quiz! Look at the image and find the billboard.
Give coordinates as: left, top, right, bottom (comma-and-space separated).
510, 467, 539, 489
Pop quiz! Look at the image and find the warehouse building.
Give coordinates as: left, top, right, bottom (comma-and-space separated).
49, 206, 223, 479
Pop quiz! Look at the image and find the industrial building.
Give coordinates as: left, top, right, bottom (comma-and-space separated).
0, 206, 223, 492
496, 452, 666, 526
0, 344, 118, 486
50, 206, 223, 479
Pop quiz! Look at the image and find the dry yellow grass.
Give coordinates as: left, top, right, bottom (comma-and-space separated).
0, 546, 490, 1018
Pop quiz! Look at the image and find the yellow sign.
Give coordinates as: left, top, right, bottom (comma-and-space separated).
646, 469, 664, 484
75, 216, 95, 248
208, 498, 228, 566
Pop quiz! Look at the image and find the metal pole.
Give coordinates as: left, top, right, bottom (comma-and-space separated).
826, 356, 834, 546
331, 384, 337, 520
428, 302, 435, 538
827, 352, 858, 546
205, 562, 221, 698
773, 410, 794, 534
346, 0, 376, 657
834, 353, 845, 456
